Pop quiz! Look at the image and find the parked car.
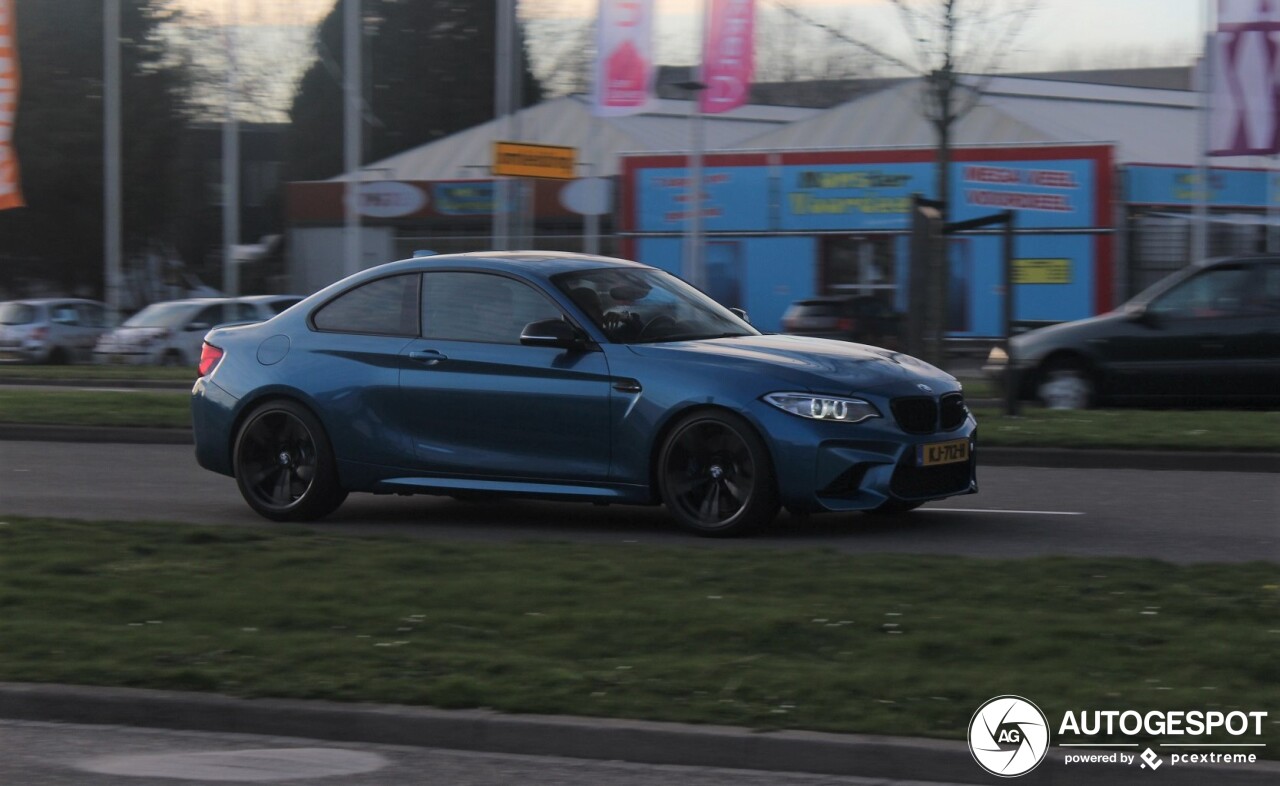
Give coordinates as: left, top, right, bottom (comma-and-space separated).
984, 255, 1280, 408
191, 252, 976, 536
0, 298, 111, 364
781, 294, 903, 348
94, 295, 302, 367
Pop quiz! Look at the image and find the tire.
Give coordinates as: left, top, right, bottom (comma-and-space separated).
657, 410, 779, 536
233, 400, 347, 522
160, 350, 185, 367
1036, 358, 1094, 410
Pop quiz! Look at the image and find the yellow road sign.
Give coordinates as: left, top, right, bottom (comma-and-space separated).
1013, 258, 1071, 285
493, 141, 577, 180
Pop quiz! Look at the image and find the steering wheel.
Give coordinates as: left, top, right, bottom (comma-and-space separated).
638, 314, 676, 341
601, 311, 639, 341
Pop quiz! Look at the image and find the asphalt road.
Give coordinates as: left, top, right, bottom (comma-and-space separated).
0, 719, 967, 786
2, 441, 1276, 562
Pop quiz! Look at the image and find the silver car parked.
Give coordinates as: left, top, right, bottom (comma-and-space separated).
0, 298, 112, 364
93, 295, 301, 367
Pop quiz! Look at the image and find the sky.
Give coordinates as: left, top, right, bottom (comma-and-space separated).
178, 0, 1208, 72
176, 0, 1209, 121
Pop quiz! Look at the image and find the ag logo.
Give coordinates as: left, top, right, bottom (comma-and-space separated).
969, 695, 1050, 777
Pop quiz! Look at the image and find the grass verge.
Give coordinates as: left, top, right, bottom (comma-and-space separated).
969, 407, 1280, 451
0, 516, 1275, 750
0, 365, 194, 382
0, 387, 1278, 451
0, 389, 190, 429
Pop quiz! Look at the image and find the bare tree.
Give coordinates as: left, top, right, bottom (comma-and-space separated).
774, 0, 1039, 367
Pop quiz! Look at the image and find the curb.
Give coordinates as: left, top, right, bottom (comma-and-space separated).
0, 424, 1276, 472
0, 683, 1275, 785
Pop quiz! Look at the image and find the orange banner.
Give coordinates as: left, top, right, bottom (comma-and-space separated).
0, 0, 23, 210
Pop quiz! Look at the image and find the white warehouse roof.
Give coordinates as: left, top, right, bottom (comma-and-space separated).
741, 75, 1271, 168
329, 73, 1270, 183
336, 95, 819, 182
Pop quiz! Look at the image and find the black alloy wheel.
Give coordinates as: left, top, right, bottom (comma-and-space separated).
658, 411, 779, 536
233, 400, 347, 521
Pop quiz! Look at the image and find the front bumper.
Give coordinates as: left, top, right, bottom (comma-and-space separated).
754, 401, 978, 514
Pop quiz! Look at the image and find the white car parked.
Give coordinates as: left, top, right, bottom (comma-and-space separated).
94, 295, 301, 366
0, 298, 112, 364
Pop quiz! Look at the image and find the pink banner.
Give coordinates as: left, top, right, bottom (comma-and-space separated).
1209, 0, 1280, 156
594, 0, 655, 117
0, 0, 23, 210
699, 0, 755, 114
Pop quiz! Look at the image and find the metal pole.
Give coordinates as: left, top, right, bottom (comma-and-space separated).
492, 0, 514, 251
690, 107, 705, 289
343, 0, 361, 276
1001, 210, 1019, 416
1194, 22, 1213, 261
103, 0, 122, 323
222, 0, 240, 299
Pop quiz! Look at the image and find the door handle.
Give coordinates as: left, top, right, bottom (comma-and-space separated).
408, 349, 448, 366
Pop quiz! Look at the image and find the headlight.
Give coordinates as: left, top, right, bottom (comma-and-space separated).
764, 392, 880, 423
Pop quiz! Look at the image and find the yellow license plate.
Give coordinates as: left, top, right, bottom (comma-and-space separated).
918, 438, 969, 467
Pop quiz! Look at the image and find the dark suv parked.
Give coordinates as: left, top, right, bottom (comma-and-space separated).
984, 255, 1280, 408
781, 295, 903, 349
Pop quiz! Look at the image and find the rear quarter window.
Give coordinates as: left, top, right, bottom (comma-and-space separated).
313, 275, 421, 336
0, 303, 36, 325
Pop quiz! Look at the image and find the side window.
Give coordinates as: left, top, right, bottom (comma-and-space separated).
313, 274, 420, 336
1251, 264, 1280, 313
193, 305, 226, 327
1148, 266, 1252, 319
422, 272, 563, 344
51, 305, 79, 325
233, 302, 259, 322
78, 304, 106, 328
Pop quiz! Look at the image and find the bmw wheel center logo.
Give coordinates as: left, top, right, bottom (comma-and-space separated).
969, 695, 1051, 777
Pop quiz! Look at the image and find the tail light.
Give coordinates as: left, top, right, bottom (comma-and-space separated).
198, 342, 224, 377
30, 326, 48, 342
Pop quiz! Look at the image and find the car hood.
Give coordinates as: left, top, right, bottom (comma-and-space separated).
1012, 310, 1129, 354
626, 334, 957, 394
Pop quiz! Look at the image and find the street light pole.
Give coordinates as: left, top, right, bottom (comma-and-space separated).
343, 0, 362, 277
103, 0, 121, 323
222, 0, 240, 299
676, 80, 707, 289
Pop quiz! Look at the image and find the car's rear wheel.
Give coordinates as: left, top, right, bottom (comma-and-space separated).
657, 411, 779, 536
1037, 358, 1094, 409
233, 400, 347, 521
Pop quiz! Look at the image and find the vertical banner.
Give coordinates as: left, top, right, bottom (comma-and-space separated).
594, 0, 655, 117
0, 0, 23, 209
699, 0, 755, 114
1209, 0, 1280, 156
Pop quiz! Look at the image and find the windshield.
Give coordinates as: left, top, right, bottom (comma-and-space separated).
553, 268, 758, 344
0, 303, 36, 325
122, 302, 201, 328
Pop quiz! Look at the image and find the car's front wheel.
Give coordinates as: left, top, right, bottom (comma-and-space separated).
1037, 358, 1094, 409
657, 411, 779, 536
233, 400, 347, 521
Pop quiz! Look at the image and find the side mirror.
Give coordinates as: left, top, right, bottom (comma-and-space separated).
520, 319, 588, 350
1123, 303, 1156, 326
729, 307, 750, 324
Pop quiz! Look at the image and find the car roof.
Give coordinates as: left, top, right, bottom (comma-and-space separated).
1195, 254, 1280, 268
374, 251, 652, 279
4, 297, 103, 306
